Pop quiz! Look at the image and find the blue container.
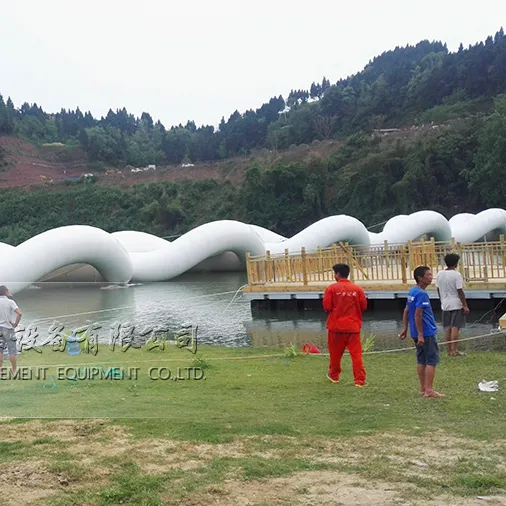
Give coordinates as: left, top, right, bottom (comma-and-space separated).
67, 332, 81, 356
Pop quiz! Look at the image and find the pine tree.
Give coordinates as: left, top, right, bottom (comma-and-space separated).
141, 112, 154, 130
321, 77, 331, 94
79, 128, 89, 148
310, 82, 318, 99
0, 94, 8, 133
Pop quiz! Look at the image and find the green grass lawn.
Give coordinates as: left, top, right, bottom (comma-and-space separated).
1, 346, 505, 439
1, 347, 505, 505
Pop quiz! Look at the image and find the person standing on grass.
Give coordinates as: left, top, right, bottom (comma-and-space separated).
323, 263, 367, 387
399, 266, 445, 398
436, 253, 470, 356
0, 285, 22, 374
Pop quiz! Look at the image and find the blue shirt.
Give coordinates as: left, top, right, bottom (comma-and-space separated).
406, 286, 437, 339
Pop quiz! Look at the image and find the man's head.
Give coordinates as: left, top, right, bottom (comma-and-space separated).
333, 263, 350, 281
444, 253, 460, 268
0, 285, 9, 296
413, 266, 432, 286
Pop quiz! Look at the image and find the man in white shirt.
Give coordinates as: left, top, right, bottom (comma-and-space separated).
0, 285, 23, 373
435, 254, 469, 356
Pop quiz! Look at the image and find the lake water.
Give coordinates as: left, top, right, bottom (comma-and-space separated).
10, 273, 506, 353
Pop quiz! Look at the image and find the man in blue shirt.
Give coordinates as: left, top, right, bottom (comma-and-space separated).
399, 266, 445, 398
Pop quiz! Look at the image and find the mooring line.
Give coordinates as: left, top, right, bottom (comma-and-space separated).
7, 330, 505, 370
11, 353, 286, 370
28, 289, 243, 324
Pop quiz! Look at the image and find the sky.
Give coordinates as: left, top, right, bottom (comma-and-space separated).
1, 0, 505, 128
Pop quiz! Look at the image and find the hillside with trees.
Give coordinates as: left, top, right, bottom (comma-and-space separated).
0, 29, 505, 244
1, 28, 505, 166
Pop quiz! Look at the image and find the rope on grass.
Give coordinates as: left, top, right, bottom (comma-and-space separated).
297, 330, 506, 357
12, 330, 506, 370
362, 330, 506, 355
0, 416, 202, 419
306, 330, 506, 356
15, 353, 287, 370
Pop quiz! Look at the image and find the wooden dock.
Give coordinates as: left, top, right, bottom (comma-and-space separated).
242, 238, 506, 309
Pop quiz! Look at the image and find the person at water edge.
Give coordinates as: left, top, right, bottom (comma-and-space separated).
399, 266, 445, 398
0, 285, 22, 374
323, 264, 367, 386
435, 253, 469, 357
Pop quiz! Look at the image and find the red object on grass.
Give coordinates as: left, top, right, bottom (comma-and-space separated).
302, 343, 321, 354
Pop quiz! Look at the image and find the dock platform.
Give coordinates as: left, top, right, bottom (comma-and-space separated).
242, 239, 506, 311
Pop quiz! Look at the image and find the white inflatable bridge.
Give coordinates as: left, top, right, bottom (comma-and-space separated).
2, 209, 506, 294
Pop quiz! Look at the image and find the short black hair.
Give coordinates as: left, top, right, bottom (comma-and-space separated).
333, 263, 350, 278
0, 285, 8, 296
413, 266, 431, 283
444, 253, 460, 268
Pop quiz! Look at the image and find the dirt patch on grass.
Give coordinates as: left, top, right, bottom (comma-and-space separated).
183, 471, 506, 506
1, 421, 506, 505
183, 471, 401, 506
0, 460, 60, 505
0, 418, 130, 444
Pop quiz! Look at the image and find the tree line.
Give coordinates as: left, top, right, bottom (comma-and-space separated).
0, 29, 505, 168
1, 94, 505, 245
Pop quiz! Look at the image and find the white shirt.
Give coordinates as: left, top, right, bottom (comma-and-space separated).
436, 269, 464, 311
0, 295, 18, 329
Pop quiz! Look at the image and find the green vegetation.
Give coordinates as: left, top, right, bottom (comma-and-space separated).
0, 178, 235, 244
361, 331, 376, 352
2, 95, 506, 243
1, 29, 506, 243
0, 346, 504, 438
1, 348, 506, 504
0, 143, 6, 171
1, 29, 505, 166
2, 30, 506, 505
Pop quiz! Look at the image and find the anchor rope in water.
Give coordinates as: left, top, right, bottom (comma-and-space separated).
8, 286, 506, 366
25, 282, 506, 330
28, 289, 244, 325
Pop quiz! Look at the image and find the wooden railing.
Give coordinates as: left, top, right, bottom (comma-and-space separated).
245, 237, 506, 286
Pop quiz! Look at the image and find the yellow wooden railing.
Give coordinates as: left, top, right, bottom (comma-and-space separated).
245, 236, 506, 286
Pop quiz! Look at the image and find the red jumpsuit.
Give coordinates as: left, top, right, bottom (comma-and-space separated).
323, 279, 367, 385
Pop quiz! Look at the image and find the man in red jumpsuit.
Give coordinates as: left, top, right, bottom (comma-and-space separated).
323, 263, 367, 386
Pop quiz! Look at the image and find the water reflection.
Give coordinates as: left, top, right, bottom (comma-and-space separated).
10, 273, 505, 352
246, 309, 503, 352
15, 273, 252, 348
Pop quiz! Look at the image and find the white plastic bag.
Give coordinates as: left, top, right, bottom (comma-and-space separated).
478, 380, 499, 392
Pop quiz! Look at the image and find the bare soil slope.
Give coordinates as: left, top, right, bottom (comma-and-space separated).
0, 137, 90, 188
0, 137, 344, 189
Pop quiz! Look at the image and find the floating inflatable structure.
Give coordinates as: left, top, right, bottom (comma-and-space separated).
2, 209, 506, 293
